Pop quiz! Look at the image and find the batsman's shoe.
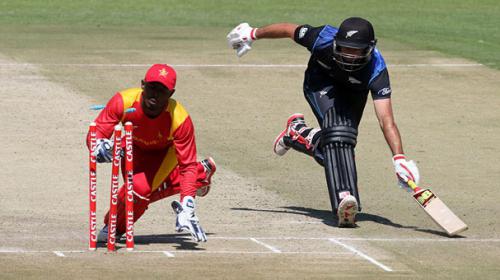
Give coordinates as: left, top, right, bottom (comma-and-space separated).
273, 113, 306, 156
337, 195, 358, 228
197, 157, 217, 197
97, 225, 124, 243
171, 196, 207, 242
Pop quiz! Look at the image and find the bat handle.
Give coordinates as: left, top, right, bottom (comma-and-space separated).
407, 180, 421, 192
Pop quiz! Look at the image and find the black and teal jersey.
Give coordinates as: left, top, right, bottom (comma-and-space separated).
294, 24, 391, 100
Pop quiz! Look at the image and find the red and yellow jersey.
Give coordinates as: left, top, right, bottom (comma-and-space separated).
87, 88, 198, 194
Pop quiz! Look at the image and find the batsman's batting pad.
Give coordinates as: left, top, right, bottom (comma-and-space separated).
321, 106, 361, 213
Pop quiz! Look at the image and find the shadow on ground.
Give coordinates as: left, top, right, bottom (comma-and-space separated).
231, 206, 460, 237
111, 233, 212, 250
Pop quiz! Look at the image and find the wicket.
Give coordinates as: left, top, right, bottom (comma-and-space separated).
124, 122, 134, 251
88, 122, 134, 252
88, 123, 97, 250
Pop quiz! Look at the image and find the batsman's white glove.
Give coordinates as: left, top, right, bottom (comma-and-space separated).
171, 196, 207, 242
392, 154, 420, 192
93, 138, 114, 163
226, 23, 258, 57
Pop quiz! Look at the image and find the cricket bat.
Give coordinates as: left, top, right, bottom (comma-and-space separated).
407, 180, 468, 236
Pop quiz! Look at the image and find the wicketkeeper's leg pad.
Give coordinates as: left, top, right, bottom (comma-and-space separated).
103, 173, 152, 235
321, 106, 361, 214
149, 161, 214, 203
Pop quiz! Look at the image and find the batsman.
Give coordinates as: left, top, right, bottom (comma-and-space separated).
227, 17, 419, 227
86, 64, 216, 242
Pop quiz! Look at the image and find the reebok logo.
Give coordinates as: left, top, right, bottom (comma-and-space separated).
299, 27, 308, 39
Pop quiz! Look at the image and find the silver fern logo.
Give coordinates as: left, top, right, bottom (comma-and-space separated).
346, 30, 358, 38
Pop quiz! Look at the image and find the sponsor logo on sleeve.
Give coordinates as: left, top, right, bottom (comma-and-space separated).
377, 87, 392, 96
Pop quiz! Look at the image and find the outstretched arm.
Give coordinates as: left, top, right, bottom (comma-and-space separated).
374, 98, 420, 189
254, 23, 299, 40
373, 98, 403, 155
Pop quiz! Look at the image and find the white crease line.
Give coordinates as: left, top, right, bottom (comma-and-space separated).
162, 251, 175, 257
209, 236, 500, 242
0, 249, 348, 255
250, 238, 282, 253
53, 251, 65, 257
0, 249, 26, 253
329, 238, 393, 272
0, 249, 84, 253
1, 236, 497, 244
0, 63, 303, 68
207, 221, 324, 225
389, 63, 484, 67
0, 63, 486, 68
332, 237, 496, 242
77, 250, 348, 255
162, 250, 348, 255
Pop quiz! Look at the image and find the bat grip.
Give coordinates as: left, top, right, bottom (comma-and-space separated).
407, 180, 421, 192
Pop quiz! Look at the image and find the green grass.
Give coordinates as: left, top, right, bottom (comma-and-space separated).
1, 0, 499, 69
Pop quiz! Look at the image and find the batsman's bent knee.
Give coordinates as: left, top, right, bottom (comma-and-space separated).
321, 106, 361, 214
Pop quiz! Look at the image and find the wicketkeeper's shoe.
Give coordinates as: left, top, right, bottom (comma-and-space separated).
273, 113, 306, 156
337, 195, 358, 228
197, 157, 216, 197
96, 225, 124, 243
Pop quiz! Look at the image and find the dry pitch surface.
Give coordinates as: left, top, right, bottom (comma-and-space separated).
1, 27, 500, 279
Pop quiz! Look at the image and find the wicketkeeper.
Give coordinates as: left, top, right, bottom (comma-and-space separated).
86, 64, 216, 242
227, 18, 419, 227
